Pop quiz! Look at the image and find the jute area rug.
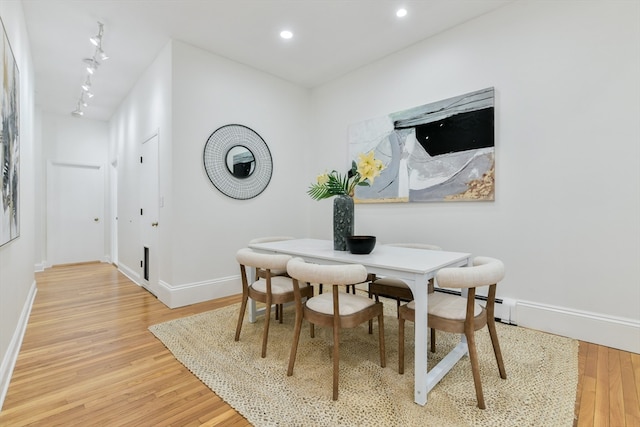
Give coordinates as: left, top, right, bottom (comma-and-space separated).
149, 300, 578, 427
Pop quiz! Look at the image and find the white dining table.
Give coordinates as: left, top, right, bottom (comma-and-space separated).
248, 238, 471, 406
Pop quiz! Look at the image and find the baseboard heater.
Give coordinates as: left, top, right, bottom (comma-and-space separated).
434, 288, 517, 325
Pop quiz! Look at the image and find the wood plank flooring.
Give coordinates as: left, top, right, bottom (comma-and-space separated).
1, 262, 638, 426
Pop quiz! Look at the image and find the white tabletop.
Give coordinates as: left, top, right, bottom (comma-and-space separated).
249, 238, 470, 282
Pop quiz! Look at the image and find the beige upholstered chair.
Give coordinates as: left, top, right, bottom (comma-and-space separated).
398, 256, 506, 409
286, 257, 386, 400
235, 248, 314, 358
248, 236, 295, 276
367, 243, 441, 335
249, 236, 295, 320
369, 243, 442, 312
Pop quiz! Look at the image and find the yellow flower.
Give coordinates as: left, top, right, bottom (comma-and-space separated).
316, 173, 329, 185
357, 151, 384, 184
307, 152, 385, 200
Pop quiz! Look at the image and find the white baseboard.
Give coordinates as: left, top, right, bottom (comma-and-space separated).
156, 275, 242, 309
116, 263, 241, 309
0, 281, 37, 411
516, 300, 640, 354
118, 263, 142, 286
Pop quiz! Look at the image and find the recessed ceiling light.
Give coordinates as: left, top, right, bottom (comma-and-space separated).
396, 8, 408, 18
280, 30, 293, 40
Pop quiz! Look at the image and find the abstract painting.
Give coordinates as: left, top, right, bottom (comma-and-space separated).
349, 87, 495, 203
1, 17, 20, 246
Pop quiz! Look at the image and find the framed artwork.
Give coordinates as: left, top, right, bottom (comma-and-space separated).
349, 87, 495, 203
1, 17, 20, 246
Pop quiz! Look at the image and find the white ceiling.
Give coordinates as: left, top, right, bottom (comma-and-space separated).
21, 0, 513, 121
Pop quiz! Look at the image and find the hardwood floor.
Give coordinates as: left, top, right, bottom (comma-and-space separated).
0, 263, 249, 426
575, 342, 640, 427
1, 263, 638, 426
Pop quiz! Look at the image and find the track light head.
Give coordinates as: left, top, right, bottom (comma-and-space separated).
71, 107, 84, 117
83, 58, 99, 74
99, 49, 109, 61
90, 22, 104, 47
81, 75, 92, 91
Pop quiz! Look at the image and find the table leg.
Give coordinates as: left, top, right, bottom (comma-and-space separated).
248, 268, 258, 323
249, 298, 258, 323
412, 275, 428, 406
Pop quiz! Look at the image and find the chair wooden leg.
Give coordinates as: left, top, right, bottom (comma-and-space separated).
487, 318, 507, 379
398, 316, 405, 374
234, 294, 248, 341
367, 288, 374, 334
377, 312, 386, 368
287, 308, 304, 376
430, 328, 436, 353
466, 329, 486, 409
332, 319, 340, 400
261, 302, 271, 358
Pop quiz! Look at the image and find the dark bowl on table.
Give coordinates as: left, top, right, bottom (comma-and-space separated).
346, 235, 376, 254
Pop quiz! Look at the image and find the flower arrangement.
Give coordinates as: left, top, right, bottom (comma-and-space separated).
307, 151, 385, 200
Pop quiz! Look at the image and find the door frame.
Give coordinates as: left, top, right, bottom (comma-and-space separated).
46, 160, 106, 266
140, 133, 160, 295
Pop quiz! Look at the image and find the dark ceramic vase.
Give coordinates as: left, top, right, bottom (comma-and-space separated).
333, 195, 354, 251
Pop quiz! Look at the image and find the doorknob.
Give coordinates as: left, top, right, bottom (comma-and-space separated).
94, 218, 99, 222
151, 222, 159, 227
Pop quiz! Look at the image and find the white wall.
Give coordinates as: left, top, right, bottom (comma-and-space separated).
110, 40, 311, 307
0, 1, 36, 409
309, 1, 640, 352
169, 41, 310, 289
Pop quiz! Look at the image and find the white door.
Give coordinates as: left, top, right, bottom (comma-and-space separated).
140, 134, 159, 295
47, 162, 104, 265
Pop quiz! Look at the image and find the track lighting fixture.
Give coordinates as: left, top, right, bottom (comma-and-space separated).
84, 57, 99, 74
89, 22, 104, 47
71, 101, 84, 117
98, 47, 109, 61
72, 22, 109, 117
81, 75, 92, 92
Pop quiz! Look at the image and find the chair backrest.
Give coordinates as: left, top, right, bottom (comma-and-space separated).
286, 257, 367, 286
436, 256, 505, 289
386, 243, 442, 251
249, 236, 295, 244
236, 248, 292, 271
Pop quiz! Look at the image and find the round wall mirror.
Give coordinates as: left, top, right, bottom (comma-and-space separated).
203, 124, 272, 199
225, 145, 255, 178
